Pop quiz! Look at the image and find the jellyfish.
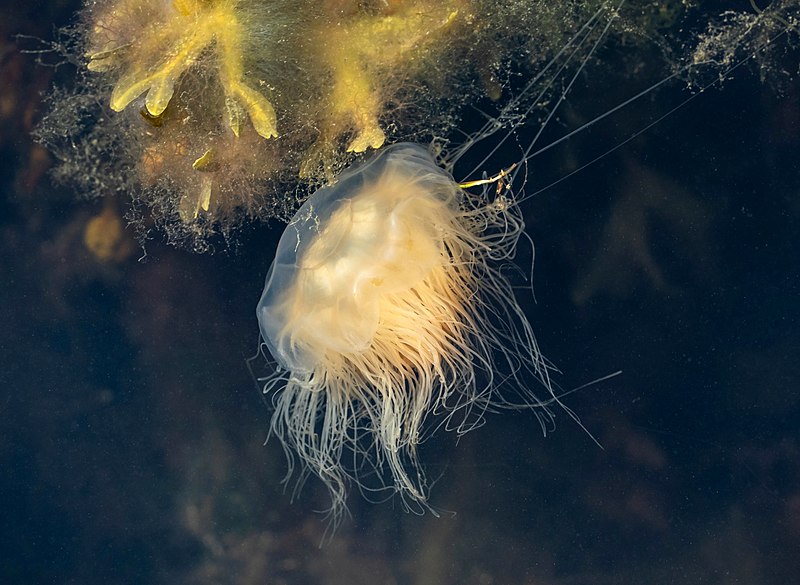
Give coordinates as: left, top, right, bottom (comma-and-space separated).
252, 0, 624, 521
256, 141, 567, 520
252, 0, 800, 524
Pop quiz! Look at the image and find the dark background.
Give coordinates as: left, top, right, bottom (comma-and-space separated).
2, 1, 799, 584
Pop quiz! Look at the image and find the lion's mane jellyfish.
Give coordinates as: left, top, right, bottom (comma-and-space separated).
257, 142, 560, 518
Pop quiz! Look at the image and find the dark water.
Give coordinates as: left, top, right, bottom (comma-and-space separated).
2, 2, 799, 584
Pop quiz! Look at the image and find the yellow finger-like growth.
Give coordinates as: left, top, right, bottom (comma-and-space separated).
303, 2, 462, 170
224, 82, 278, 139
109, 25, 211, 116
101, 0, 277, 138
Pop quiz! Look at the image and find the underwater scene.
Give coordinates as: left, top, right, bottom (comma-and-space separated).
2, 1, 800, 583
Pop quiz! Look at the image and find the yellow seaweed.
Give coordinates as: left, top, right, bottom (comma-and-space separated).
94, 0, 277, 139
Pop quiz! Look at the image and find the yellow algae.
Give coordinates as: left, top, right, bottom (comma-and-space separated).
58, 0, 509, 239
40, 0, 797, 248
302, 1, 463, 174
97, 0, 277, 138
191, 149, 215, 172
44, 0, 583, 242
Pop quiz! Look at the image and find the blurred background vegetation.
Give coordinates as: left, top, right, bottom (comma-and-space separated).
1, 1, 799, 584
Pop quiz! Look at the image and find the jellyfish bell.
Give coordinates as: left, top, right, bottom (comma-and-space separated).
256, 140, 564, 520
